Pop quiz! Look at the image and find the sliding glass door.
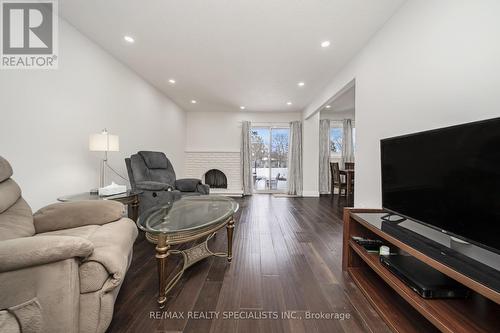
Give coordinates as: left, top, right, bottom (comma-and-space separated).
251, 127, 289, 192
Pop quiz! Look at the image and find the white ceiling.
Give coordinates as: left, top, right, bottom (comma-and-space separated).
60, 0, 404, 112
324, 85, 356, 114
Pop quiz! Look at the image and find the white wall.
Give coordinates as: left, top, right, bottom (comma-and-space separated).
185, 111, 300, 194
304, 0, 500, 207
0, 19, 186, 210
185, 111, 301, 152
320, 109, 355, 121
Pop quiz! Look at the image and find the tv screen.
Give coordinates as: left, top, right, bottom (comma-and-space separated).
381, 117, 500, 254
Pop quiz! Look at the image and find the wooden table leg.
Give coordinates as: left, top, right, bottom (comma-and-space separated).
130, 195, 139, 222
155, 234, 170, 308
226, 218, 234, 262
346, 172, 353, 199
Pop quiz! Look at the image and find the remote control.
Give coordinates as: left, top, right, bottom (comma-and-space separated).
352, 237, 383, 246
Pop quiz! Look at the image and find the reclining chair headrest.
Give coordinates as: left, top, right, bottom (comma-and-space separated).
138, 151, 169, 169
0, 156, 13, 183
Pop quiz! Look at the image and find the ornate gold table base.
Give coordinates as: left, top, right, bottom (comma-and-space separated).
150, 217, 234, 308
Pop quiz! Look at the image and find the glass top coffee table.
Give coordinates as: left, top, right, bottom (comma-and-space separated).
137, 196, 239, 307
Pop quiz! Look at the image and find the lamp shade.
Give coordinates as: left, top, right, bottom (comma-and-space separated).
89, 132, 119, 152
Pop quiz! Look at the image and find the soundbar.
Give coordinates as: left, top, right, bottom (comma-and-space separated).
381, 220, 500, 293
380, 255, 470, 299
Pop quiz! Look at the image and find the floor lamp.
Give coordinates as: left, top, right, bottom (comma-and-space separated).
89, 129, 119, 190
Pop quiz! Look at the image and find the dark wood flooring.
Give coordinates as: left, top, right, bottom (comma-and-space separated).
107, 195, 390, 333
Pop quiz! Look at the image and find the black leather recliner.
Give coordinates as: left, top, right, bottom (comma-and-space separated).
125, 151, 209, 214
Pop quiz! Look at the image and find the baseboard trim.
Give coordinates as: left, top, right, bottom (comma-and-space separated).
302, 191, 320, 197
209, 189, 244, 197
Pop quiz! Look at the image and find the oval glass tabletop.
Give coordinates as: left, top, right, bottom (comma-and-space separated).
137, 196, 239, 234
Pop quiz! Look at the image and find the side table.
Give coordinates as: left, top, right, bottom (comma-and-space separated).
57, 190, 142, 221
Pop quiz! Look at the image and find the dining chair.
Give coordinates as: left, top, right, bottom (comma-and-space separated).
345, 162, 355, 170
330, 162, 348, 196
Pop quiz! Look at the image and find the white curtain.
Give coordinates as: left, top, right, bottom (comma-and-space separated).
341, 119, 354, 167
241, 121, 253, 195
287, 121, 303, 196
319, 119, 331, 194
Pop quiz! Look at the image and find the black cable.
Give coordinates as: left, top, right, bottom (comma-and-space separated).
106, 163, 129, 182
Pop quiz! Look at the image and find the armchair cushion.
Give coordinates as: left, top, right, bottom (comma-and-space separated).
135, 181, 173, 191
0, 156, 13, 182
39, 218, 138, 293
82, 219, 137, 292
33, 200, 125, 233
0, 235, 93, 273
175, 178, 202, 192
0, 197, 34, 241
0, 179, 22, 214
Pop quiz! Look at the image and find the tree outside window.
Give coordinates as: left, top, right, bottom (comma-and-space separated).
330, 124, 356, 157
270, 130, 288, 168
251, 130, 269, 169
330, 127, 343, 155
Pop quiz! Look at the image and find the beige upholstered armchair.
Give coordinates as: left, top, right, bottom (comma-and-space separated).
0, 156, 138, 333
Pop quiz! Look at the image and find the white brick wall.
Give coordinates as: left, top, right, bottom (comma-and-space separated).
185, 151, 242, 192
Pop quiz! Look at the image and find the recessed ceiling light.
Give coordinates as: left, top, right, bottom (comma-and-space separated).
124, 35, 135, 43
297, 82, 305, 87
321, 40, 331, 48
168, 79, 176, 84
287, 101, 293, 106
191, 100, 197, 104
240, 106, 246, 110
325, 105, 331, 109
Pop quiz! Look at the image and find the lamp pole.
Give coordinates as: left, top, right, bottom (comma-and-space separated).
99, 129, 109, 188
90, 128, 119, 191
100, 150, 108, 188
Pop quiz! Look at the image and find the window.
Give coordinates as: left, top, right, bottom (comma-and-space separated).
330, 124, 343, 157
329, 122, 355, 157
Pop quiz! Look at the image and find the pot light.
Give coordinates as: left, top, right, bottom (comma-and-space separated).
191, 100, 197, 104
325, 105, 331, 109
321, 40, 330, 48
168, 79, 176, 84
240, 106, 246, 110
124, 35, 135, 43
287, 101, 293, 106
297, 82, 305, 87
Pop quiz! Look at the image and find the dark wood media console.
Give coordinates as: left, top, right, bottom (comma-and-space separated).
342, 208, 500, 333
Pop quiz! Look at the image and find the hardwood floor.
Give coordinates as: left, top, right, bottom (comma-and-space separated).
108, 195, 390, 333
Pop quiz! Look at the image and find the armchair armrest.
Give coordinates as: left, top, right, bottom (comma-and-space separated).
175, 178, 202, 192
0, 235, 93, 273
33, 200, 124, 233
196, 183, 210, 195
135, 181, 173, 191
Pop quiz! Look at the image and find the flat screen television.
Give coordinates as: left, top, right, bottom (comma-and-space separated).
381, 117, 500, 255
